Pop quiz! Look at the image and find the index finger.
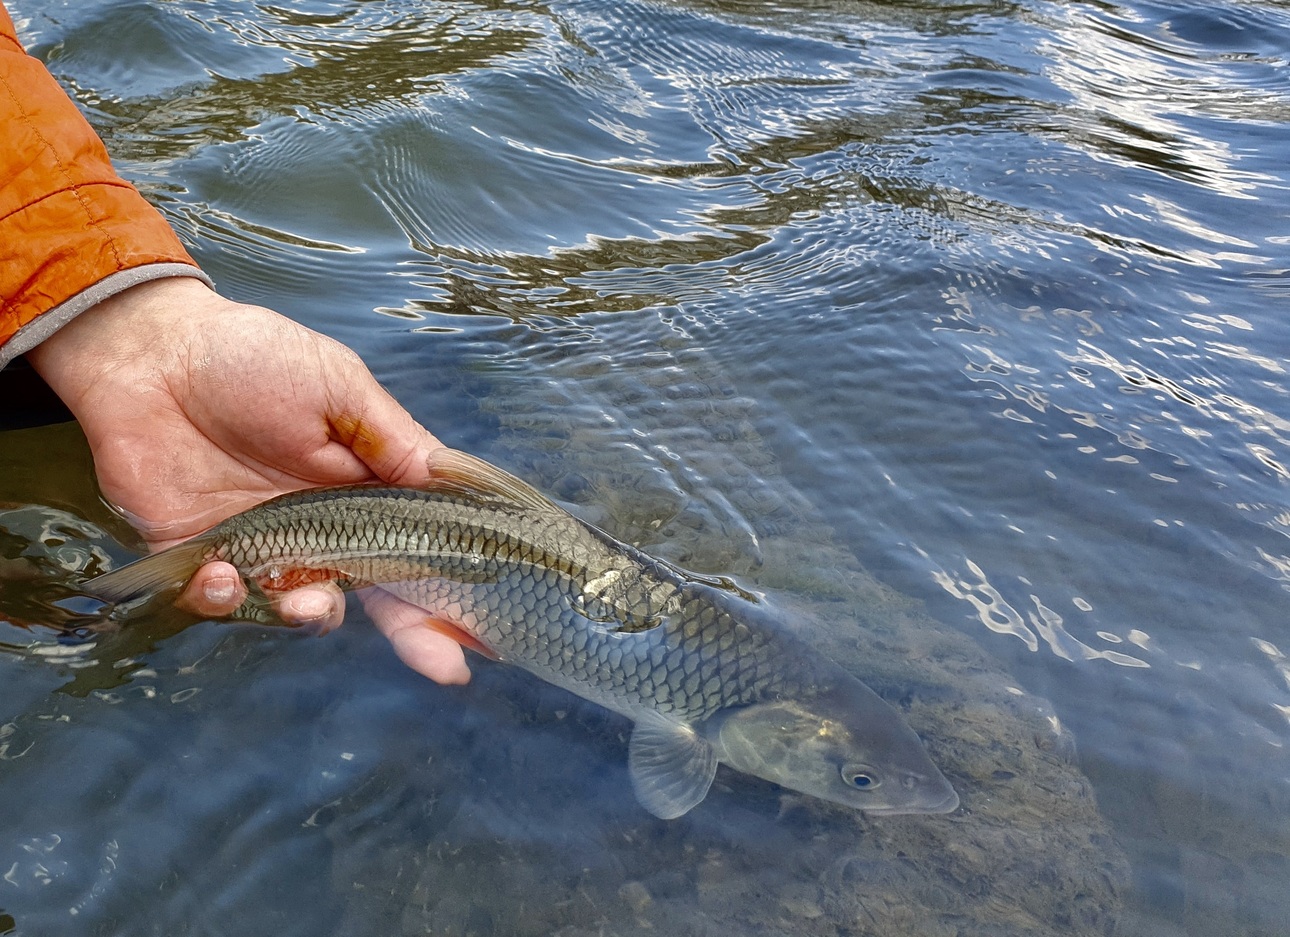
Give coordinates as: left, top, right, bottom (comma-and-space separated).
360, 588, 472, 686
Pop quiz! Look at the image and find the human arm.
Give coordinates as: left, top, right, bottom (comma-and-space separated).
0, 2, 206, 364
2, 4, 469, 684
25, 277, 471, 685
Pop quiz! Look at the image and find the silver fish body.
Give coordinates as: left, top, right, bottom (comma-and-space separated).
88, 449, 958, 819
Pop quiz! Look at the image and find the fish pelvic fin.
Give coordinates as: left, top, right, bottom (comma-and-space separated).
628, 717, 718, 820
85, 533, 218, 603
420, 615, 502, 661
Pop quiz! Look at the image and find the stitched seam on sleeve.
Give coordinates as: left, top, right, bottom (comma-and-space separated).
0, 179, 137, 226
0, 67, 128, 311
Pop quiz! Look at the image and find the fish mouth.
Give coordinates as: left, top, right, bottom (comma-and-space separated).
918, 785, 961, 814
861, 785, 960, 816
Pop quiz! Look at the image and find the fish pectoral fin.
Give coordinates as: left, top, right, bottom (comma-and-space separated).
421, 617, 502, 661
627, 718, 718, 820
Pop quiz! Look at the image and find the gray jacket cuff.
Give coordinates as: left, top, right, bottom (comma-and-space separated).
0, 263, 215, 369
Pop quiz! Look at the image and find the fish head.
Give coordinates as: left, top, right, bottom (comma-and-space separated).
710, 676, 959, 815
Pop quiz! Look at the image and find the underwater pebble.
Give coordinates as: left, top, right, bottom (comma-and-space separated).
618, 880, 652, 913
695, 856, 731, 896
780, 888, 824, 920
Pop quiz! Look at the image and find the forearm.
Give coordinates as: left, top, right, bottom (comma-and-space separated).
0, 3, 210, 369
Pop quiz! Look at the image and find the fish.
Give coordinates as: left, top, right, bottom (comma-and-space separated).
86, 448, 958, 819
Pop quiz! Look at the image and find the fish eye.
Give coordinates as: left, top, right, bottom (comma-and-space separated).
841, 764, 881, 790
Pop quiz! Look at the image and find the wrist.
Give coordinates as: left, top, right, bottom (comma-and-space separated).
27, 276, 216, 413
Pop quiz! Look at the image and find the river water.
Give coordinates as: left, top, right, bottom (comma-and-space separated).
2, 0, 1287, 935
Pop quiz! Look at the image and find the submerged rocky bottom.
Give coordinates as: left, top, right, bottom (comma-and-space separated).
317, 337, 1126, 936
0, 345, 1127, 936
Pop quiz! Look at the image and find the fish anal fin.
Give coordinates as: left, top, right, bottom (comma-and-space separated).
628, 718, 718, 820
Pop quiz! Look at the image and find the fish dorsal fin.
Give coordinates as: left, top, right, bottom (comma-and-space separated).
425, 448, 561, 515
628, 718, 718, 820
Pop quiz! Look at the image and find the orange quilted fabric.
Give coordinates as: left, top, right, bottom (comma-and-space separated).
0, 2, 199, 348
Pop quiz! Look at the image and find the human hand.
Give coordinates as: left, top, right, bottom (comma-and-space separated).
27, 276, 470, 684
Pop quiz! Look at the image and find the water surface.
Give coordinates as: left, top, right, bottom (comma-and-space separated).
2, 0, 1288, 934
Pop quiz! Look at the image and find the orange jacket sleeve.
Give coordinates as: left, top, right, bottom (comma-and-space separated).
0, 3, 211, 368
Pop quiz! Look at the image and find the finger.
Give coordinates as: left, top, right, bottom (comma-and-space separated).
324, 349, 443, 487
361, 589, 471, 686
273, 582, 346, 634
177, 561, 248, 618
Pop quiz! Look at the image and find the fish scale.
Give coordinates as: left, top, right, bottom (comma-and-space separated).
167, 483, 788, 723
86, 448, 957, 819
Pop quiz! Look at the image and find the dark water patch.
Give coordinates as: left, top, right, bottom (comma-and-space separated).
35, 1, 278, 101
365, 107, 726, 257
48, 0, 541, 169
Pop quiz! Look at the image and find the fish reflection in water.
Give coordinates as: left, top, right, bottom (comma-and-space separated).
87, 448, 957, 819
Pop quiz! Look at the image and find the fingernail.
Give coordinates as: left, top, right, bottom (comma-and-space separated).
204, 577, 236, 606
284, 592, 332, 623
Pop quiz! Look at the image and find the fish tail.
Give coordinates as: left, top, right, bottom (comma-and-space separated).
85, 533, 219, 603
